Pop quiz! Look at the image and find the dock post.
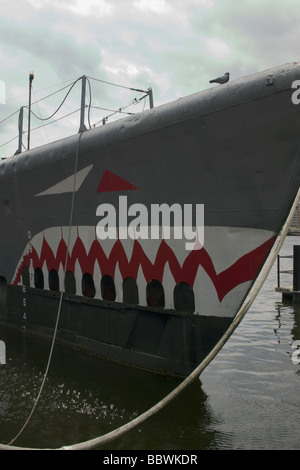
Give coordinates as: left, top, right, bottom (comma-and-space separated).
293, 245, 300, 303
27, 71, 34, 150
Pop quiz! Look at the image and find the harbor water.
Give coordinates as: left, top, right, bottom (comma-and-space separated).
0, 236, 300, 450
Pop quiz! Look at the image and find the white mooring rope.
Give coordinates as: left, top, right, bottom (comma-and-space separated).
1, 186, 300, 451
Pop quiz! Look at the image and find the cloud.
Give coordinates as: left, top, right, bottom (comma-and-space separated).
204, 37, 233, 60
27, 0, 114, 17
133, 0, 170, 14
190, 0, 300, 75
1, 0, 300, 157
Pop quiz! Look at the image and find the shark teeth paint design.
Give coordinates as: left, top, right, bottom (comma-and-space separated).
12, 226, 276, 317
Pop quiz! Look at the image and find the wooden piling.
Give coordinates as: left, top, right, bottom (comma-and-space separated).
293, 245, 300, 303
276, 245, 300, 303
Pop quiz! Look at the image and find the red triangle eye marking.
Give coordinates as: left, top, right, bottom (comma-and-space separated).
97, 170, 139, 192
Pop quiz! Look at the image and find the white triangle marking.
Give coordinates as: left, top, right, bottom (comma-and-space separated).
35, 164, 93, 196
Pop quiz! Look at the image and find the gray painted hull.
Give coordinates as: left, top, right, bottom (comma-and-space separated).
1, 63, 300, 376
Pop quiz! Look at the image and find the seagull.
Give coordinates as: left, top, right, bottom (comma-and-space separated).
209, 72, 230, 84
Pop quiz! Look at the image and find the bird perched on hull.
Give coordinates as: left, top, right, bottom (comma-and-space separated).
209, 72, 230, 84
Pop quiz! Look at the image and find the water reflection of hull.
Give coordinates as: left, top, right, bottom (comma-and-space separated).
0, 324, 213, 449
1, 63, 300, 376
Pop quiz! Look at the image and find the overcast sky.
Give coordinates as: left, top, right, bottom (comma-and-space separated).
0, 0, 299, 156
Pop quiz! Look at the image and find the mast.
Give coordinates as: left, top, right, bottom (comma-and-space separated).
27, 71, 34, 150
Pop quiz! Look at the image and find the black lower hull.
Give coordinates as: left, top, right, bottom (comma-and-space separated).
1, 285, 231, 377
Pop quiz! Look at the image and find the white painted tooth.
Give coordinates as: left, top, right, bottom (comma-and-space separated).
12, 258, 25, 285
163, 237, 189, 267
43, 227, 63, 257
93, 261, 102, 299
29, 259, 34, 288
162, 262, 176, 309
30, 231, 44, 260
136, 265, 147, 306
74, 259, 82, 296
151, 225, 194, 267
78, 226, 96, 256
42, 260, 49, 290
114, 262, 123, 302
98, 237, 118, 258
136, 236, 161, 265
62, 226, 79, 254
193, 265, 220, 317
120, 237, 135, 261
58, 264, 65, 291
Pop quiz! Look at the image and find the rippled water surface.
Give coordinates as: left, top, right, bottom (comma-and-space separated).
0, 236, 300, 450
